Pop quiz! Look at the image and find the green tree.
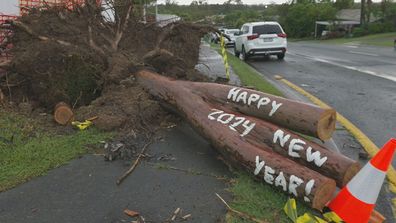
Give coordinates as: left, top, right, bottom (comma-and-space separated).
223, 10, 262, 28
334, 0, 353, 9
280, 3, 337, 38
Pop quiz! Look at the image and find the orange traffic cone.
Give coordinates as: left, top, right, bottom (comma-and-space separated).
327, 138, 396, 223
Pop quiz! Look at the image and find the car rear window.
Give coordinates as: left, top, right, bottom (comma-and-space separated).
253, 25, 282, 35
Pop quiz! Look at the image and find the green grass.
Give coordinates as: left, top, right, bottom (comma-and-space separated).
0, 110, 111, 191
210, 43, 283, 97
314, 32, 396, 47
228, 173, 313, 223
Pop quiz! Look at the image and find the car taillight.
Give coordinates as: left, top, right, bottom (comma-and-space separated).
247, 34, 259, 40
277, 33, 287, 38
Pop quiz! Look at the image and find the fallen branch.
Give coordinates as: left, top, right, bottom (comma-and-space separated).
112, 3, 133, 51
147, 162, 228, 180
168, 207, 181, 222
116, 140, 153, 185
88, 25, 106, 55
216, 193, 268, 223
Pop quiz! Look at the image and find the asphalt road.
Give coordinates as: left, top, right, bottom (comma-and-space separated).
244, 42, 396, 221
247, 42, 396, 158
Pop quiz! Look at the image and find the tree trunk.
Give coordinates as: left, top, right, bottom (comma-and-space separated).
136, 70, 337, 210
235, 115, 360, 187
189, 83, 336, 140
361, 0, 366, 27
187, 83, 358, 187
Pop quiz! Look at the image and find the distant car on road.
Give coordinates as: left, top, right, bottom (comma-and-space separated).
209, 32, 220, 43
223, 29, 239, 47
234, 22, 287, 61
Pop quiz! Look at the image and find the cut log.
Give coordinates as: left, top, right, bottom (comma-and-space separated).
136, 70, 358, 187
54, 102, 74, 125
236, 115, 360, 187
189, 83, 336, 140
136, 70, 336, 210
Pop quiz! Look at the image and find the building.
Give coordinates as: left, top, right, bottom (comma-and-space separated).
156, 14, 181, 27
314, 9, 379, 38
1, 0, 100, 16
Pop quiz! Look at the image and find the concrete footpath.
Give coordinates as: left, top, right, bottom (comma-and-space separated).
195, 42, 241, 86
0, 44, 236, 223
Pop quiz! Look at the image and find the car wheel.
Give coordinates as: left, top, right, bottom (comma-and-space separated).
277, 53, 285, 60
242, 46, 249, 61
234, 47, 240, 58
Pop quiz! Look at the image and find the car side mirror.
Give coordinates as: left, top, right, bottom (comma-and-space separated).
234, 31, 241, 36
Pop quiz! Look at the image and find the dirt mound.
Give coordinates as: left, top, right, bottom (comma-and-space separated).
0, 3, 215, 133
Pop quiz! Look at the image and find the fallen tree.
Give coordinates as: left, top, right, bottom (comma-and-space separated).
135, 69, 346, 209
0, 1, 359, 212
135, 69, 360, 187
191, 83, 336, 140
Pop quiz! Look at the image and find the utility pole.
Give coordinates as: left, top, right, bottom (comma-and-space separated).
155, 0, 158, 22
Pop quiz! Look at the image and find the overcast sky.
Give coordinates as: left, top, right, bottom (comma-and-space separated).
0, 0, 19, 15
1, 0, 383, 15
158, 0, 289, 4
156, 0, 381, 5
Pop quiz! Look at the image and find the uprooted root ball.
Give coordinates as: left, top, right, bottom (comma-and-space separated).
1, 4, 214, 132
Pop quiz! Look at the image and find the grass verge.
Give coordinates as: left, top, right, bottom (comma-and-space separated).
0, 109, 111, 191
208, 42, 314, 223
210, 43, 283, 97
228, 173, 312, 223
313, 32, 396, 47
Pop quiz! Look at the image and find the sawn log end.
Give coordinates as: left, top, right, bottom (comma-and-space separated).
317, 109, 336, 140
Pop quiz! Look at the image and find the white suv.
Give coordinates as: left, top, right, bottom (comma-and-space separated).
234, 22, 287, 61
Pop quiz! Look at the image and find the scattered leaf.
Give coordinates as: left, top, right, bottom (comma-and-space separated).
124, 209, 139, 217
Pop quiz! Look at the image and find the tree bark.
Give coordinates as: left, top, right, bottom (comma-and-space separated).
188, 82, 359, 186
234, 115, 360, 187
136, 70, 336, 210
188, 83, 336, 140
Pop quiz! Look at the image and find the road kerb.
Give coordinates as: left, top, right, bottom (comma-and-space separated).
274, 75, 396, 216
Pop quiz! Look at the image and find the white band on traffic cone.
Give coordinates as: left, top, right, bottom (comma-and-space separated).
346, 162, 386, 204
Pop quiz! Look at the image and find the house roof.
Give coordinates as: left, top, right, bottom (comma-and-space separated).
156, 14, 181, 22
316, 20, 360, 25
156, 14, 181, 27
336, 9, 361, 22
336, 9, 379, 22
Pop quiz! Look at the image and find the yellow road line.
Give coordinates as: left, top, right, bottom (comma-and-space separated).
274, 75, 396, 194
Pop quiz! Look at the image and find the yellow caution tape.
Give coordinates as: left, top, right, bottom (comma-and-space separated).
71, 120, 93, 130
283, 198, 344, 223
323, 212, 344, 223
284, 198, 298, 222
220, 36, 230, 80
296, 213, 327, 223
